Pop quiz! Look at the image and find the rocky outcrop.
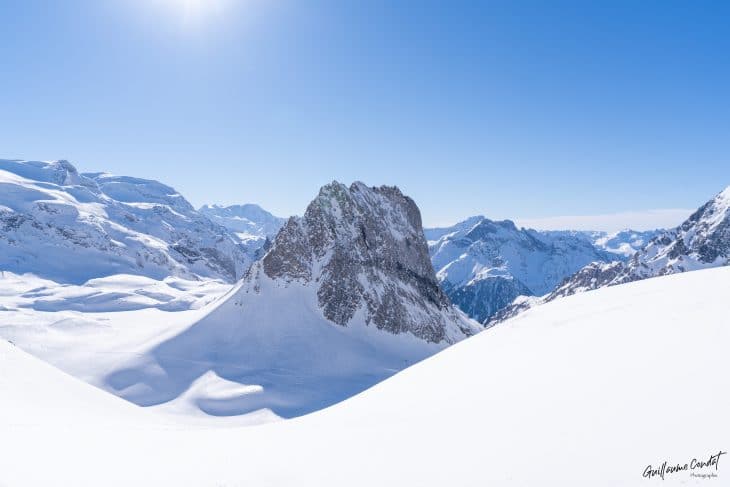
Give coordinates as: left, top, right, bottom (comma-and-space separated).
256, 181, 478, 343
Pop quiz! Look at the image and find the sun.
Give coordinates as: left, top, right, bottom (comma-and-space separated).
154, 0, 231, 25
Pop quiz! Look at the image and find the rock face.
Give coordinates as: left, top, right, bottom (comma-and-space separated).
491, 185, 730, 324
426, 216, 621, 323
0, 159, 251, 283
259, 181, 478, 343
106, 181, 480, 419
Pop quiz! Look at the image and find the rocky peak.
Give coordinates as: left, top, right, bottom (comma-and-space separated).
645, 185, 730, 271
255, 181, 478, 343
50, 160, 85, 186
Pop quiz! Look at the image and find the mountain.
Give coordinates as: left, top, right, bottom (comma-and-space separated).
543, 228, 663, 257
4, 266, 728, 486
0, 159, 252, 284
426, 216, 621, 323
104, 181, 480, 418
589, 228, 663, 256
199, 203, 285, 243
492, 185, 730, 323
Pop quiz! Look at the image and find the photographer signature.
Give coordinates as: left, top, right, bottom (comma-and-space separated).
643, 451, 725, 480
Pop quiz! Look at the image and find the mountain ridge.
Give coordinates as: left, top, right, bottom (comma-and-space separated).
0, 159, 253, 284
425, 215, 626, 322
491, 185, 730, 323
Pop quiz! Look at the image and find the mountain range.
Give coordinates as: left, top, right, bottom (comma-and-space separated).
0, 158, 679, 328
0, 157, 728, 425
491, 185, 730, 323
424, 218, 659, 323
199, 203, 285, 244
36, 179, 479, 418
0, 159, 279, 284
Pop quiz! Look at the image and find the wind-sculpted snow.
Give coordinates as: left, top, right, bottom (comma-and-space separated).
492, 185, 730, 324
426, 216, 621, 322
103, 181, 479, 418
0, 159, 253, 283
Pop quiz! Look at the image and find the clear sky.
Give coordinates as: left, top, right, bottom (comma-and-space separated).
1, 0, 728, 229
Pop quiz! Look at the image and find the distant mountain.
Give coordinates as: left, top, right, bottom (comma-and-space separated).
109, 181, 480, 417
426, 217, 621, 323
0, 159, 252, 283
585, 228, 663, 257
491, 185, 730, 323
199, 203, 285, 243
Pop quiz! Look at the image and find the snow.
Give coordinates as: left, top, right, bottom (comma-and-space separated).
100, 266, 456, 419
1, 266, 727, 486
0, 266, 458, 421
590, 228, 663, 256
0, 159, 254, 284
428, 217, 621, 295
199, 203, 285, 239
0, 271, 230, 312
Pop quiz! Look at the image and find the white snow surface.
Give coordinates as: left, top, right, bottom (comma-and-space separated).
0, 159, 253, 283
586, 228, 663, 256
1, 266, 728, 486
199, 203, 285, 245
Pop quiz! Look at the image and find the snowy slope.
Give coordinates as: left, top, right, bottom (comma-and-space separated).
0, 159, 251, 283
426, 216, 620, 322
2, 266, 728, 486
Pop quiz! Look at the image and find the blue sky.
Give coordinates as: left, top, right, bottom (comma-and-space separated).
1, 0, 728, 229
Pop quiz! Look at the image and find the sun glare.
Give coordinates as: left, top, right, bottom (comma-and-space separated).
152, 0, 232, 26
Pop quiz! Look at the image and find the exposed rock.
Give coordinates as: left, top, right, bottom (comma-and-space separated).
258, 181, 478, 343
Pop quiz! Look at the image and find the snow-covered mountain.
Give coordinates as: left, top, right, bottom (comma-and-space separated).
426, 216, 621, 322
199, 203, 285, 243
0, 159, 253, 284
3, 266, 728, 486
588, 228, 663, 256
492, 185, 730, 323
103, 181, 480, 417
